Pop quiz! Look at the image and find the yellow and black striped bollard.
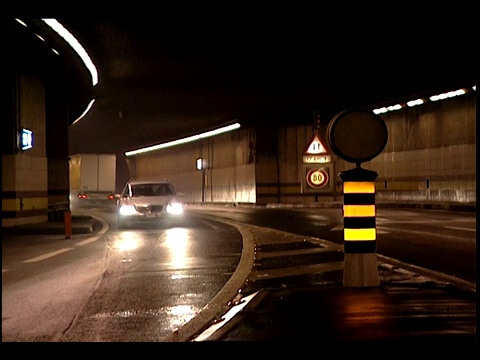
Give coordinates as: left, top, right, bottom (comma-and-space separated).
340, 166, 379, 287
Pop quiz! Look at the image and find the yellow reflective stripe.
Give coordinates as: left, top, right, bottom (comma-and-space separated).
343, 182, 375, 193
343, 205, 376, 217
2, 198, 20, 211
2, 197, 48, 211
344, 228, 376, 241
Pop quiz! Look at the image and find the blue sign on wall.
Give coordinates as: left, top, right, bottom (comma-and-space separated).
20, 128, 33, 151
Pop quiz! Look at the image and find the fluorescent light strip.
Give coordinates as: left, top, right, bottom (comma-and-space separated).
373, 87, 472, 114
41, 19, 98, 86
15, 19, 28, 27
406, 98, 424, 107
72, 99, 96, 125
125, 122, 241, 157
430, 88, 466, 102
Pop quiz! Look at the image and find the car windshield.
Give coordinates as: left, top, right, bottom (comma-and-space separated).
131, 183, 174, 197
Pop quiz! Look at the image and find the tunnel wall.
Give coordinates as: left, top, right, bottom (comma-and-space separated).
128, 127, 257, 203
272, 92, 476, 204
2, 74, 49, 227
127, 91, 476, 205
348, 92, 476, 203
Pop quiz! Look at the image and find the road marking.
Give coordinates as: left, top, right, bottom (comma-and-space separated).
443, 226, 476, 232
75, 217, 109, 246
23, 248, 74, 263
6, 214, 108, 268
378, 226, 475, 240
200, 219, 222, 231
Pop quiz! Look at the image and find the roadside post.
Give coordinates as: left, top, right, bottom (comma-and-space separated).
339, 167, 379, 286
326, 109, 388, 287
64, 209, 72, 239
196, 158, 207, 203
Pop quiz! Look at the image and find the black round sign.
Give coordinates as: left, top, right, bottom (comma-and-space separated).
326, 109, 388, 164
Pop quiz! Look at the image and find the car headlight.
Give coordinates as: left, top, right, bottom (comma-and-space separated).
166, 201, 183, 215
119, 204, 137, 216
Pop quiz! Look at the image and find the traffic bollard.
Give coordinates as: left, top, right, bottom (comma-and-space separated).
64, 210, 72, 239
340, 166, 379, 287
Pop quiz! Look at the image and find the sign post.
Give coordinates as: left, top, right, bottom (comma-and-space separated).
196, 158, 207, 203
326, 109, 388, 287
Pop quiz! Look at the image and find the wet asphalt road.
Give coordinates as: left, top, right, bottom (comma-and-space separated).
2, 204, 476, 344
3, 212, 245, 342
183, 206, 476, 343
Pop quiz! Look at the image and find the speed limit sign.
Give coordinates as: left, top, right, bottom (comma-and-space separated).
306, 168, 329, 189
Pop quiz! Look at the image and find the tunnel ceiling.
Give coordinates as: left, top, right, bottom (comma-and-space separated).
20, 16, 476, 154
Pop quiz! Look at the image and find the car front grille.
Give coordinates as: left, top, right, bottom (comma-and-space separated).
135, 205, 164, 214
150, 205, 164, 213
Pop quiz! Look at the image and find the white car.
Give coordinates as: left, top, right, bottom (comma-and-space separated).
116, 180, 184, 228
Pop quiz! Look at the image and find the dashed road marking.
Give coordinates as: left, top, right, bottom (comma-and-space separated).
22, 248, 75, 263
8, 215, 109, 267
443, 226, 476, 232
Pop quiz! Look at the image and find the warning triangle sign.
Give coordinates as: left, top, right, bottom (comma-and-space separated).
303, 133, 329, 155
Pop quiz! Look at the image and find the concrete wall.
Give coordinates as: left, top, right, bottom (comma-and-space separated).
127, 91, 476, 205
128, 127, 257, 203
353, 92, 476, 203
46, 79, 71, 218
2, 72, 72, 227
2, 74, 49, 227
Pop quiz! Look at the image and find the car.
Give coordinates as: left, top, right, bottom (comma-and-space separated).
116, 180, 184, 228
72, 190, 118, 209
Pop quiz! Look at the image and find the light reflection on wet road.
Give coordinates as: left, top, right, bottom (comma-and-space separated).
60, 213, 242, 342
2, 205, 474, 342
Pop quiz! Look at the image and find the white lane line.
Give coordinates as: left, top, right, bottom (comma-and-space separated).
75, 216, 109, 246
443, 226, 476, 232
11, 215, 108, 267
200, 219, 222, 231
22, 248, 75, 263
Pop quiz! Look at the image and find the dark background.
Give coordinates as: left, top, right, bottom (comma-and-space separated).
60, 11, 476, 155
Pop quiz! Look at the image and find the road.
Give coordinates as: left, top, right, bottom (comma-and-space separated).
2, 205, 475, 341
2, 210, 243, 342
189, 206, 476, 284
